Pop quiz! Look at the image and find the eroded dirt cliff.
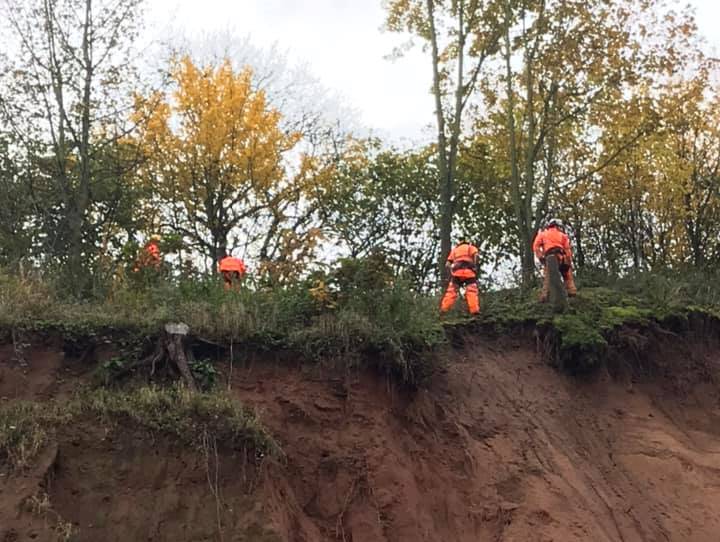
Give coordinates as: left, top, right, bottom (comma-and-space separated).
2, 327, 720, 541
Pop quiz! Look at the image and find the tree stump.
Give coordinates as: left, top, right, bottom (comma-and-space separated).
162, 322, 197, 391
108, 323, 199, 389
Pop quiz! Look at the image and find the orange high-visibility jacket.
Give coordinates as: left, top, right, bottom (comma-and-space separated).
219, 256, 246, 275
133, 241, 161, 272
146, 242, 160, 257
447, 243, 479, 279
142, 241, 161, 266
532, 228, 572, 260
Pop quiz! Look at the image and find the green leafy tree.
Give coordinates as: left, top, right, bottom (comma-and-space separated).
0, 0, 146, 292
319, 140, 441, 290
0, 135, 35, 267
563, 72, 720, 273
491, 0, 662, 283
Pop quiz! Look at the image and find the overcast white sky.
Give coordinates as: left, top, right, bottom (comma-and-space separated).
148, 0, 720, 144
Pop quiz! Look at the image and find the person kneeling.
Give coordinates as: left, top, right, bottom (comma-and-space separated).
218, 254, 246, 291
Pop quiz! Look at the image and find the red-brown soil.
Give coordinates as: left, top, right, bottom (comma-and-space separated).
2, 331, 720, 541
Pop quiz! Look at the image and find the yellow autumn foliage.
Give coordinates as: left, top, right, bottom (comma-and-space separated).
132, 56, 303, 265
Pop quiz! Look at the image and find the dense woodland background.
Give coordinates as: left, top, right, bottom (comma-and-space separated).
0, 0, 718, 297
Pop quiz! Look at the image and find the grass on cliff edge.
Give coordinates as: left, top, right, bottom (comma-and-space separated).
0, 385, 280, 472
0, 264, 445, 384
479, 269, 720, 329
477, 270, 720, 372
2, 266, 719, 380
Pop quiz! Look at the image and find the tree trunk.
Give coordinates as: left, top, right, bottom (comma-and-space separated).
214, 240, 227, 273
67, 209, 85, 280
77, 0, 93, 224
426, 0, 453, 281
520, 229, 535, 286
503, 11, 529, 286
684, 192, 704, 267
438, 172, 453, 280
574, 221, 586, 269
65, 0, 94, 289
210, 225, 229, 273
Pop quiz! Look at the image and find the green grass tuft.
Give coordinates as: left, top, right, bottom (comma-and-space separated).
0, 402, 72, 470
78, 386, 281, 456
0, 386, 279, 472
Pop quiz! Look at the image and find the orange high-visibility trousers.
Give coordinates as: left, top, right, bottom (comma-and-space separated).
540, 262, 577, 301
441, 278, 480, 315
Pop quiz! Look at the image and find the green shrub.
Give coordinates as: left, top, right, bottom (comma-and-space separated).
8, 264, 717, 381
600, 306, 650, 329
478, 288, 552, 331
552, 313, 608, 372
0, 403, 47, 470
94, 357, 129, 387
189, 359, 220, 390
0, 272, 56, 325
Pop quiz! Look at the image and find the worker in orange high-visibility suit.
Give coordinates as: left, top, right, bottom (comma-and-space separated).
133, 235, 162, 273
440, 239, 481, 315
532, 218, 577, 302
218, 254, 246, 291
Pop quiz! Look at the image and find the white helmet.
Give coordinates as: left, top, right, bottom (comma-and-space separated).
546, 218, 564, 229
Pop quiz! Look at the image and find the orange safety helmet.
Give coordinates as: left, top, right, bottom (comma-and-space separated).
219, 256, 246, 274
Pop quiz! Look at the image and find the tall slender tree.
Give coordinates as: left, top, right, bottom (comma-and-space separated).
385, 0, 506, 280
